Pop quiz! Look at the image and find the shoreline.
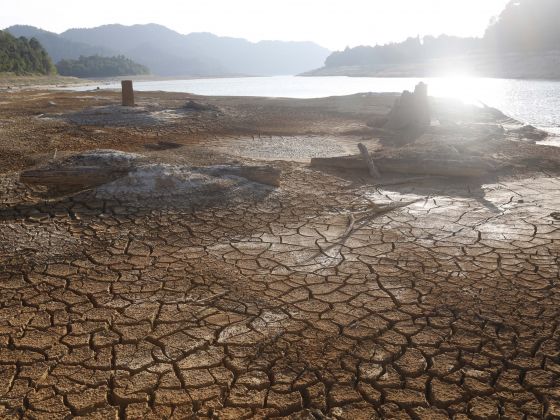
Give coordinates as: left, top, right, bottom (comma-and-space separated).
53, 76, 560, 137
3, 75, 559, 137
0, 73, 265, 91
0, 88, 557, 172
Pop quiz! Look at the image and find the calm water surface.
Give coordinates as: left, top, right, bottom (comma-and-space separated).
69, 76, 560, 135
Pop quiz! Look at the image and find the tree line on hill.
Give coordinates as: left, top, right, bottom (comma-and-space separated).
0, 30, 55, 74
1, 29, 150, 77
56, 55, 150, 78
323, 0, 560, 69
325, 36, 480, 68
5, 24, 330, 77
485, 0, 560, 52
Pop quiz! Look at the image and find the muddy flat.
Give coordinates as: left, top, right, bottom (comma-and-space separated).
1, 89, 560, 419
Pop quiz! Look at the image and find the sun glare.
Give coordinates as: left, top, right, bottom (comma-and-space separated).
428, 76, 481, 105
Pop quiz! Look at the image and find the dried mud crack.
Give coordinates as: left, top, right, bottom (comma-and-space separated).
1, 90, 560, 419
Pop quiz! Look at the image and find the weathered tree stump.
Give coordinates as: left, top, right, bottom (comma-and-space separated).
383, 82, 430, 143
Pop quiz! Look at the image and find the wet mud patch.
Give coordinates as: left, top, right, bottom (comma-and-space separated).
143, 141, 182, 151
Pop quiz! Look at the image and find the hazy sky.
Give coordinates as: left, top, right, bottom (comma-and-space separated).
2, 0, 510, 50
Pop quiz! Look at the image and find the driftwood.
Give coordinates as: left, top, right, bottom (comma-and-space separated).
357, 143, 381, 178
20, 166, 129, 189
311, 155, 493, 177
302, 198, 423, 264
20, 149, 282, 193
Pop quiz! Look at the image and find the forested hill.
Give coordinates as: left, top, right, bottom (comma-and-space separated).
0, 30, 55, 75
56, 55, 150, 78
484, 0, 560, 52
308, 0, 560, 79
6, 25, 115, 63
323, 36, 482, 69
5, 24, 330, 77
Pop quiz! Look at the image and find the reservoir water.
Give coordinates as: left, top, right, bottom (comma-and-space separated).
68, 76, 560, 135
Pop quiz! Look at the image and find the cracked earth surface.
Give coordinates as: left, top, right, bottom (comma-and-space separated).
1, 90, 560, 419
2, 169, 560, 419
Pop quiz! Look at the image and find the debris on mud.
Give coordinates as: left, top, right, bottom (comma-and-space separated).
312, 129, 499, 178
182, 100, 220, 112
143, 140, 183, 151
19, 149, 281, 200
312, 83, 557, 178
312, 153, 495, 177
507, 124, 549, 142
19, 150, 143, 191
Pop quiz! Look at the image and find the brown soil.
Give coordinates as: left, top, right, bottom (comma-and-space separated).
1, 89, 560, 419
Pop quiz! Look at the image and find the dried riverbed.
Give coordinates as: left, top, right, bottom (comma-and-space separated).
1, 90, 560, 418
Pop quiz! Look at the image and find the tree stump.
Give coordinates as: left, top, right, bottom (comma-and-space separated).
383, 82, 430, 143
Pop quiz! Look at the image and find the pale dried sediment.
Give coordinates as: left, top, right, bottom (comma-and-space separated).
94, 163, 276, 204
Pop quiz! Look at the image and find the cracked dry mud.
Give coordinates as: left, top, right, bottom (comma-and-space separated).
1, 90, 560, 419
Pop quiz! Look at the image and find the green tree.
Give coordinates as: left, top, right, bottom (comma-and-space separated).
56, 55, 150, 78
0, 30, 56, 74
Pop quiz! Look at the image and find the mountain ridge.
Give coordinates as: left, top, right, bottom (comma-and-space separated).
6, 25, 116, 63
5, 24, 330, 77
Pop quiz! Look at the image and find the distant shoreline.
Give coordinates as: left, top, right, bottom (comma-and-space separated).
0, 73, 260, 91
5, 71, 560, 93
3, 74, 559, 137
302, 69, 560, 81
303, 51, 560, 80
0, 73, 90, 90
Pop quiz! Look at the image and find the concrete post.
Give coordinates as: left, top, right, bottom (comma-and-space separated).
121, 80, 134, 106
